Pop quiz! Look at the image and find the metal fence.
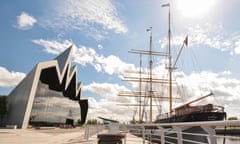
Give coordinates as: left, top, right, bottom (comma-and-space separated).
84, 124, 106, 140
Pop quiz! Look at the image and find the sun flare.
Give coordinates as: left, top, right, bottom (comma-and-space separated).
176, 0, 216, 18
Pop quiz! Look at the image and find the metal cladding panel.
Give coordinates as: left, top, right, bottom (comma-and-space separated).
6, 66, 38, 128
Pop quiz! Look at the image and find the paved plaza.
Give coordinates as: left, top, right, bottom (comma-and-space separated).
0, 127, 144, 144
0, 128, 87, 144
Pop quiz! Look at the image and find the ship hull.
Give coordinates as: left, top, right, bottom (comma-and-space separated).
149, 112, 227, 144
154, 111, 226, 123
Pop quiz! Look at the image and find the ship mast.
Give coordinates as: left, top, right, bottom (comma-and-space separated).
163, 3, 188, 115
139, 54, 142, 121
167, 5, 173, 114
162, 3, 173, 114
118, 27, 168, 122
148, 27, 153, 122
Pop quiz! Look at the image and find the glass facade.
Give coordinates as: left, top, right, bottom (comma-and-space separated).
29, 81, 80, 126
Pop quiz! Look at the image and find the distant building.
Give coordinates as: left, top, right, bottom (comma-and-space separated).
1, 47, 88, 128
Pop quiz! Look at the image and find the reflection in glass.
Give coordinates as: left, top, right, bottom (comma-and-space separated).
29, 81, 80, 127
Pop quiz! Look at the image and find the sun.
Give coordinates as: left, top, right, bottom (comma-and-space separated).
176, 0, 216, 18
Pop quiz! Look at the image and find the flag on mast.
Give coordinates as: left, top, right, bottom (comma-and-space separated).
146, 27, 152, 32
184, 35, 188, 47
162, 3, 170, 7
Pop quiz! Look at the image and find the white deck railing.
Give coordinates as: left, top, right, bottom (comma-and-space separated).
128, 120, 240, 144
84, 120, 240, 144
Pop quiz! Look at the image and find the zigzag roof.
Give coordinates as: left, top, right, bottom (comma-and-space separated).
39, 46, 82, 100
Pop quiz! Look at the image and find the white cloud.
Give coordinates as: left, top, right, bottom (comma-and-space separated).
41, 0, 127, 40
83, 83, 134, 122
32, 39, 135, 75
16, 12, 37, 30
32, 39, 72, 55
83, 82, 130, 102
97, 44, 103, 50
80, 81, 136, 122
186, 23, 240, 55
73, 46, 97, 66
234, 39, 240, 54
159, 23, 240, 56
0, 66, 26, 87
95, 55, 135, 75
87, 100, 133, 122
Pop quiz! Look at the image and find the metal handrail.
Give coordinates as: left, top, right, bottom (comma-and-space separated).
84, 124, 106, 140
128, 120, 240, 127
84, 121, 240, 144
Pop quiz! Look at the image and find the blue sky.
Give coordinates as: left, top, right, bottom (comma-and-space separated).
1, 0, 240, 122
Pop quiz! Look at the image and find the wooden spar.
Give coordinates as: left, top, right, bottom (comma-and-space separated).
118, 91, 180, 98
123, 70, 149, 75
117, 104, 159, 106
129, 49, 168, 56
186, 92, 214, 105
123, 78, 170, 83
118, 94, 180, 101
175, 92, 214, 109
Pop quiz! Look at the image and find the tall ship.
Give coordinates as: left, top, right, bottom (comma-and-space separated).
155, 92, 226, 123
119, 3, 226, 124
